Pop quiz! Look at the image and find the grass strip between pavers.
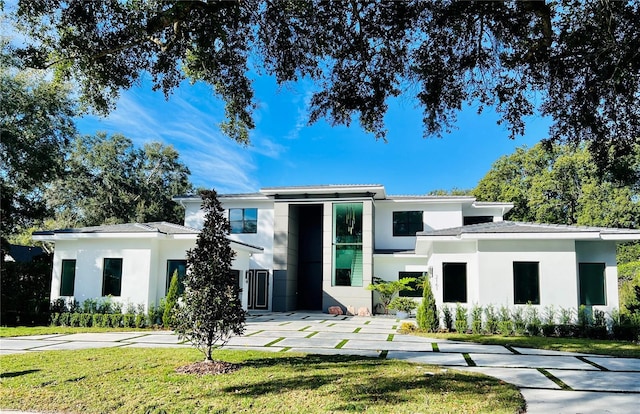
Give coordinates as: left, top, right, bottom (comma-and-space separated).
387, 334, 394, 341
353, 327, 361, 333
244, 330, 264, 337
576, 356, 609, 371
462, 353, 476, 367
392, 325, 398, 330
379, 350, 389, 359
335, 339, 348, 349
537, 368, 573, 390
364, 320, 371, 325
432, 343, 440, 352
279, 347, 292, 352
264, 337, 285, 347
504, 345, 521, 354
305, 332, 318, 339
278, 322, 291, 326
298, 325, 311, 332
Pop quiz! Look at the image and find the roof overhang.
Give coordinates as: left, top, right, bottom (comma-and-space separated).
230, 239, 264, 253
32, 232, 198, 241
261, 184, 386, 200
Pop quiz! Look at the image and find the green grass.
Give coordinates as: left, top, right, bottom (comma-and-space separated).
0, 348, 524, 414
411, 332, 640, 358
0, 326, 160, 337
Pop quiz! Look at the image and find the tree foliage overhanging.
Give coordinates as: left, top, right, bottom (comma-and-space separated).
11, 0, 640, 183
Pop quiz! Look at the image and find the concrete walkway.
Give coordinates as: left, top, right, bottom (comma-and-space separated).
2, 312, 639, 413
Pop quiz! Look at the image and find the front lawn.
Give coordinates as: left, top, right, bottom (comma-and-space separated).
0, 348, 524, 414
413, 332, 640, 358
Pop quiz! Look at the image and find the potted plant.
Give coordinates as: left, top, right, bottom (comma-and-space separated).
389, 297, 418, 319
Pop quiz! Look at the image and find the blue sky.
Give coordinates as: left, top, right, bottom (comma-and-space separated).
76, 74, 550, 196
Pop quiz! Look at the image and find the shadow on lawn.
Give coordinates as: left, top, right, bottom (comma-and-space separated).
0, 369, 41, 378
218, 354, 521, 411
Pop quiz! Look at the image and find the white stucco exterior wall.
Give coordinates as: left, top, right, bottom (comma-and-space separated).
429, 241, 478, 309
50, 238, 155, 308
476, 239, 578, 310
49, 235, 256, 311
374, 201, 464, 250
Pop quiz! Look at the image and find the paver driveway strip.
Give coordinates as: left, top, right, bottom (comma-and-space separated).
1, 311, 639, 414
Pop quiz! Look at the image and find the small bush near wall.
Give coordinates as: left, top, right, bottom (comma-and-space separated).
511, 307, 526, 336
470, 304, 482, 334
454, 304, 468, 334
498, 306, 512, 336
525, 305, 541, 336
123, 314, 136, 328
484, 305, 498, 334
441, 305, 453, 331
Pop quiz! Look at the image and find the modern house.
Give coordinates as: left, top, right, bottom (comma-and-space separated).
37, 184, 640, 317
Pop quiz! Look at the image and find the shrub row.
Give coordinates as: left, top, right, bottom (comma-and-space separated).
437, 304, 640, 342
49, 298, 168, 328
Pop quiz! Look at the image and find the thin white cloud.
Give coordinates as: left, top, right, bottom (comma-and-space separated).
77, 83, 260, 193
285, 81, 315, 140
248, 136, 287, 159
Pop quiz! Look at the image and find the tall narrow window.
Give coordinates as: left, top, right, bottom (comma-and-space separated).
230, 269, 241, 298
60, 259, 76, 296
229, 208, 258, 234
166, 260, 187, 295
579, 263, 606, 306
393, 211, 423, 236
102, 258, 123, 297
513, 262, 540, 304
332, 203, 363, 286
443, 263, 467, 303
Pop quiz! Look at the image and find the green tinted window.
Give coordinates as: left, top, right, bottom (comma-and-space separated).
513, 262, 540, 304
166, 260, 187, 295
443, 263, 467, 303
102, 258, 123, 296
579, 263, 606, 306
60, 259, 76, 296
332, 203, 363, 286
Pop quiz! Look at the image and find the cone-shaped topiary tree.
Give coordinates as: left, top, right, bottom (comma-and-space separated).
416, 275, 439, 332
163, 270, 179, 328
173, 189, 245, 361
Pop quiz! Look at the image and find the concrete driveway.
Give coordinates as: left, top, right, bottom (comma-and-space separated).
2, 312, 639, 413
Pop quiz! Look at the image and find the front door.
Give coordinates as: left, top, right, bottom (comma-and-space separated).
247, 269, 269, 310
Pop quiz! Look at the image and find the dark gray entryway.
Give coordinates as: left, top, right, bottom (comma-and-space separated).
295, 204, 323, 310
